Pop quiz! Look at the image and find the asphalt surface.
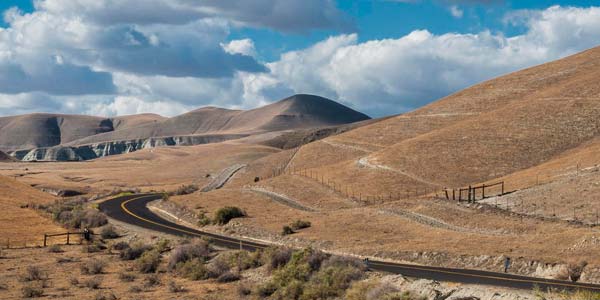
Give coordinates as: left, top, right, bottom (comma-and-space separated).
99, 193, 600, 292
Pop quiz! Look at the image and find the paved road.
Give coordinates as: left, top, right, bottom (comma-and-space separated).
99, 193, 600, 292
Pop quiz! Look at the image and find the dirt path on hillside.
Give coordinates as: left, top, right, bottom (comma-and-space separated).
247, 186, 317, 212
357, 157, 440, 187
321, 140, 373, 153
378, 207, 506, 235
201, 164, 246, 192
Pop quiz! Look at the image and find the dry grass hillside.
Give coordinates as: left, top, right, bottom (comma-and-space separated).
0, 175, 63, 246
283, 45, 600, 197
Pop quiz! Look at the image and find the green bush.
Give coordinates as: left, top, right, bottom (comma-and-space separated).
282, 225, 294, 235
136, 250, 161, 273
120, 241, 152, 260
290, 220, 311, 230
256, 249, 365, 300
197, 213, 212, 227
214, 206, 246, 225
175, 258, 209, 280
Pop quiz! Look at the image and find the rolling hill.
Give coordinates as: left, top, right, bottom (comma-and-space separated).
0, 94, 370, 161
283, 46, 600, 198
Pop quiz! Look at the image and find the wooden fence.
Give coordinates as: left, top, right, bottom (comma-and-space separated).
444, 181, 505, 202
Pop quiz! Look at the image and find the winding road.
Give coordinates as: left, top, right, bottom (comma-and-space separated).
99, 193, 600, 292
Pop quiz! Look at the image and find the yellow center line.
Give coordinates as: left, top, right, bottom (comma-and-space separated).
116, 195, 267, 250
110, 194, 600, 291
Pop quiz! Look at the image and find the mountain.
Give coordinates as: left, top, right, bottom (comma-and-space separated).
0, 150, 15, 162
284, 46, 600, 197
0, 94, 370, 161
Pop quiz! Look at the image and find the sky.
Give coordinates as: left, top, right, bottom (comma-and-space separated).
0, 1, 599, 118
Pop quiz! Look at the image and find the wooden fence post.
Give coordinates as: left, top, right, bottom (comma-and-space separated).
67, 233, 70, 245
43, 234, 47, 247
501, 182, 505, 195
482, 184, 486, 199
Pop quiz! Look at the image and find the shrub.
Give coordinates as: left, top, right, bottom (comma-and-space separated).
100, 225, 119, 239
82, 242, 105, 253
128, 285, 143, 293
237, 283, 252, 297
120, 241, 152, 260
301, 256, 366, 299
176, 258, 209, 280
264, 247, 292, 270
207, 257, 231, 278
143, 274, 161, 287
568, 261, 588, 282
94, 291, 117, 300
254, 176, 260, 182
214, 206, 246, 225
220, 250, 263, 271
21, 266, 46, 282
83, 277, 102, 289
256, 282, 277, 297
168, 239, 210, 270
217, 271, 241, 283
21, 283, 44, 298
69, 277, 79, 287
197, 213, 212, 227
81, 259, 106, 275
173, 184, 199, 196
48, 244, 63, 253
136, 250, 161, 273
56, 257, 74, 264
155, 238, 171, 253
168, 281, 186, 293
282, 225, 294, 235
112, 241, 130, 251
118, 272, 136, 282
291, 220, 311, 230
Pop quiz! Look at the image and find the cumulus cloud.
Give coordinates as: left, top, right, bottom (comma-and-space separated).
243, 5, 600, 117
221, 39, 257, 57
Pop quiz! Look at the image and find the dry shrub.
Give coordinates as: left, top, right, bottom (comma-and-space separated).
120, 241, 152, 260
175, 258, 209, 280
20, 266, 46, 282
21, 283, 44, 298
100, 225, 119, 239
83, 277, 102, 289
214, 206, 246, 225
168, 239, 210, 270
290, 220, 311, 230
282, 225, 294, 235
567, 261, 588, 282
136, 250, 161, 273
168, 281, 186, 293
264, 247, 292, 270
82, 242, 105, 253
172, 184, 199, 196
143, 274, 161, 288
111, 241, 130, 251
217, 271, 240, 283
80, 259, 106, 275
128, 285, 143, 293
94, 291, 117, 300
118, 272, 136, 282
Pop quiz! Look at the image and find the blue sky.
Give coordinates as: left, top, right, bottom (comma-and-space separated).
0, 1, 599, 117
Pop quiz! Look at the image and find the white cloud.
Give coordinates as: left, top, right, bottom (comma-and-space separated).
221, 39, 257, 57
246, 5, 600, 117
449, 5, 464, 18
86, 96, 190, 117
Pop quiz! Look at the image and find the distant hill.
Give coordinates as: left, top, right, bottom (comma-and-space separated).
0, 94, 370, 161
0, 150, 15, 162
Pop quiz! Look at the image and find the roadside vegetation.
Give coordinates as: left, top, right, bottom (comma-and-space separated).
39, 197, 108, 229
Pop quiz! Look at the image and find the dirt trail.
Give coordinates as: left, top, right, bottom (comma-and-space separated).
321, 140, 373, 153
378, 207, 506, 235
247, 186, 317, 212
201, 164, 246, 192
357, 157, 440, 187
